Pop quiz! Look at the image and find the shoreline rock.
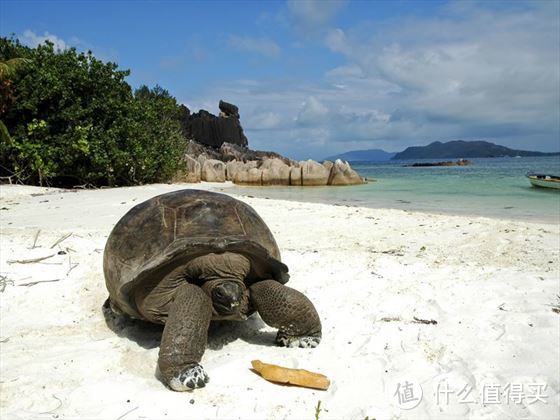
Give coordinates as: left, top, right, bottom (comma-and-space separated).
301, 160, 330, 186
201, 159, 226, 182
177, 153, 366, 187
328, 159, 365, 185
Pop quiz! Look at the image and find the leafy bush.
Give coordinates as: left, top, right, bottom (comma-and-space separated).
0, 37, 186, 186
128, 85, 188, 184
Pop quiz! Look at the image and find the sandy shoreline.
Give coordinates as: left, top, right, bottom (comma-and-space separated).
1, 182, 559, 419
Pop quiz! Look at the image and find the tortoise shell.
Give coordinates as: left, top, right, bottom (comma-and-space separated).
103, 189, 289, 318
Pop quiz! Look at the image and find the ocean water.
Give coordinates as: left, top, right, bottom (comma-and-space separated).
226, 156, 560, 223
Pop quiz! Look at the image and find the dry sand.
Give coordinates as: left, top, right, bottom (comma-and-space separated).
0, 182, 558, 419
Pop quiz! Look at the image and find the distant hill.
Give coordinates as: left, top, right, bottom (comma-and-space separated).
325, 148, 396, 162
392, 140, 560, 160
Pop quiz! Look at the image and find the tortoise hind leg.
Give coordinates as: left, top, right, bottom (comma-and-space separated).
249, 280, 322, 348
158, 283, 213, 391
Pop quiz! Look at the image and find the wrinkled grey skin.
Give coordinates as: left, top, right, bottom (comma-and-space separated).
139, 252, 322, 391
104, 190, 321, 391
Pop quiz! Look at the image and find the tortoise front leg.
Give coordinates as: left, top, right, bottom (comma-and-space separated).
249, 280, 322, 348
158, 283, 212, 391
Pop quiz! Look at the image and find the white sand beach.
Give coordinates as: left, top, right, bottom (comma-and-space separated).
0, 183, 558, 420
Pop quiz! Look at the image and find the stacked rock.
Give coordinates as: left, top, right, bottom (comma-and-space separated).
182, 100, 248, 149
178, 155, 364, 186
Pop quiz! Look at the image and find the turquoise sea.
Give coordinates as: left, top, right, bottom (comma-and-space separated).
228, 156, 560, 223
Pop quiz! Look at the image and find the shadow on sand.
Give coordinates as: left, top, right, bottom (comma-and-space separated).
101, 298, 277, 352
102, 298, 163, 350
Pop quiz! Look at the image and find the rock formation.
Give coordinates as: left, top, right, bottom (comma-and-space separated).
225, 160, 244, 181
218, 100, 240, 118
328, 159, 364, 185
300, 160, 330, 186
201, 159, 226, 182
226, 160, 257, 181
261, 158, 291, 186
290, 166, 302, 186
234, 167, 263, 185
322, 160, 334, 173
183, 155, 201, 183
218, 158, 364, 186
182, 100, 248, 148
185, 140, 292, 166
179, 100, 364, 187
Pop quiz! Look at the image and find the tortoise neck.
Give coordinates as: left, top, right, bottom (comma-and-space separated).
183, 252, 251, 284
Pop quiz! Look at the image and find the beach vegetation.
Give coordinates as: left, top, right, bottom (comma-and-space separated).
0, 36, 186, 187
314, 400, 322, 420
0, 53, 31, 155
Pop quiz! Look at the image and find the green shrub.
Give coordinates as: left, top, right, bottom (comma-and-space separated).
0, 37, 186, 187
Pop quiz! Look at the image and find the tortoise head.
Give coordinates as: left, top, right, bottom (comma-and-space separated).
202, 279, 246, 316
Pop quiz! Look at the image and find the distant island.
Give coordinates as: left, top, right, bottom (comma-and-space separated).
325, 149, 396, 162
327, 140, 559, 163
392, 140, 560, 160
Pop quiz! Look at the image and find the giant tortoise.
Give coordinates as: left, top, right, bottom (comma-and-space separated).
103, 189, 321, 391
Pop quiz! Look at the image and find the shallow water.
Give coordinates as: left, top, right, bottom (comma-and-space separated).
226, 156, 560, 223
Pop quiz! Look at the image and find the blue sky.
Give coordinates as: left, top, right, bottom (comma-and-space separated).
1, 0, 559, 160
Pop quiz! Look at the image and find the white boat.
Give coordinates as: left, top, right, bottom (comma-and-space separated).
527, 173, 560, 190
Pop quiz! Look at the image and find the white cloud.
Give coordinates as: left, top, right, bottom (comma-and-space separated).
21, 30, 67, 51
19, 30, 119, 63
245, 111, 284, 130
287, 0, 347, 31
296, 96, 329, 126
324, 28, 348, 53
320, 2, 560, 151
228, 35, 280, 58
183, 2, 560, 159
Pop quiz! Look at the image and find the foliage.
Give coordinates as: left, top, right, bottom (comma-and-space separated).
0, 50, 32, 155
0, 120, 11, 145
0, 57, 31, 80
129, 85, 188, 184
0, 37, 186, 186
